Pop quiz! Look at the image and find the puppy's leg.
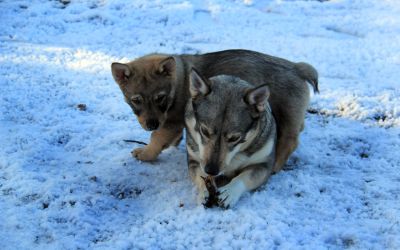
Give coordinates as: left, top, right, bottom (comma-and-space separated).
187, 157, 209, 205
273, 133, 299, 173
171, 132, 183, 147
217, 164, 271, 209
273, 121, 304, 173
273, 96, 308, 173
132, 126, 183, 161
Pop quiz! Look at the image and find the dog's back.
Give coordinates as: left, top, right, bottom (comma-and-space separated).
184, 49, 318, 92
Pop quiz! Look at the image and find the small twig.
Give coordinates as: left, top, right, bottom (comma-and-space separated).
123, 139, 148, 145
76, 103, 87, 111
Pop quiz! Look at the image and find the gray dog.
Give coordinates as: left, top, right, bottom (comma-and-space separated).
185, 69, 277, 208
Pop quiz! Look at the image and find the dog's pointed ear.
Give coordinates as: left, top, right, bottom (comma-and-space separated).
189, 68, 210, 98
111, 63, 131, 85
244, 84, 270, 113
158, 57, 176, 76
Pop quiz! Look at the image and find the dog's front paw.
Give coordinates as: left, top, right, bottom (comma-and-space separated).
196, 179, 217, 208
197, 188, 210, 207
131, 147, 158, 161
217, 180, 246, 209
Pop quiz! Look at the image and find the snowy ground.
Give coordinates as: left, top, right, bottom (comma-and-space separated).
1, 0, 400, 249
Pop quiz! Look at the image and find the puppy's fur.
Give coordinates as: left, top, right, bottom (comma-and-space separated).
185, 70, 277, 208
111, 49, 318, 172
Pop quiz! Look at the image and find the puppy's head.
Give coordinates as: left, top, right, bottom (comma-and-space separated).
111, 55, 177, 131
188, 69, 270, 176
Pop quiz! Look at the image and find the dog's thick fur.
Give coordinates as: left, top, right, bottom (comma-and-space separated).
185, 70, 277, 208
111, 49, 318, 172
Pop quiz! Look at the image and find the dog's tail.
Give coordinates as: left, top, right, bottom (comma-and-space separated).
295, 62, 319, 93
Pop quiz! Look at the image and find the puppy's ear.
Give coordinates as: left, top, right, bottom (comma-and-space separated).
158, 57, 176, 76
189, 68, 210, 98
244, 84, 270, 113
111, 63, 131, 85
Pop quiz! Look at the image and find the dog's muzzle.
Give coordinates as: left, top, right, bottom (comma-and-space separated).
204, 163, 219, 176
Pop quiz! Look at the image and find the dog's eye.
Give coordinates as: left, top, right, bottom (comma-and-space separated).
130, 95, 143, 105
154, 93, 167, 104
226, 134, 241, 143
200, 125, 211, 138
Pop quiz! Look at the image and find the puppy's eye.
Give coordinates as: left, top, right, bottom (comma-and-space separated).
130, 95, 143, 105
154, 93, 167, 104
200, 125, 211, 138
226, 133, 241, 143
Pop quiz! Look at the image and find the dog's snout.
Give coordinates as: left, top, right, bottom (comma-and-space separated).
146, 119, 159, 131
204, 163, 219, 176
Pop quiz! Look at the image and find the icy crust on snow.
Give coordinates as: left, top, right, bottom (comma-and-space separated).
1, 0, 399, 249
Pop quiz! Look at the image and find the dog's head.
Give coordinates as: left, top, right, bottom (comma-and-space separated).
187, 69, 271, 176
111, 55, 177, 131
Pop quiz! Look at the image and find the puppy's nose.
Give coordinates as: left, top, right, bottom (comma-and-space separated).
146, 119, 159, 131
204, 163, 219, 176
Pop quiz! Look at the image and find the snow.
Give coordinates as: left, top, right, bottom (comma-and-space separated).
1, 0, 399, 249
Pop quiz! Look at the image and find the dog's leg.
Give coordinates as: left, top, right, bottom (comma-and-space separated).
132, 126, 183, 161
187, 157, 209, 205
273, 131, 299, 173
171, 132, 183, 147
273, 97, 308, 173
217, 164, 271, 208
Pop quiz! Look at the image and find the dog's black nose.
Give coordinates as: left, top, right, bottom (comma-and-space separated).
204, 163, 219, 176
146, 119, 159, 131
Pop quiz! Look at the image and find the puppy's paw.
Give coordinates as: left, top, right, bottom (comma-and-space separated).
131, 147, 158, 161
272, 163, 283, 174
217, 180, 246, 209
197, 187, 210, 207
